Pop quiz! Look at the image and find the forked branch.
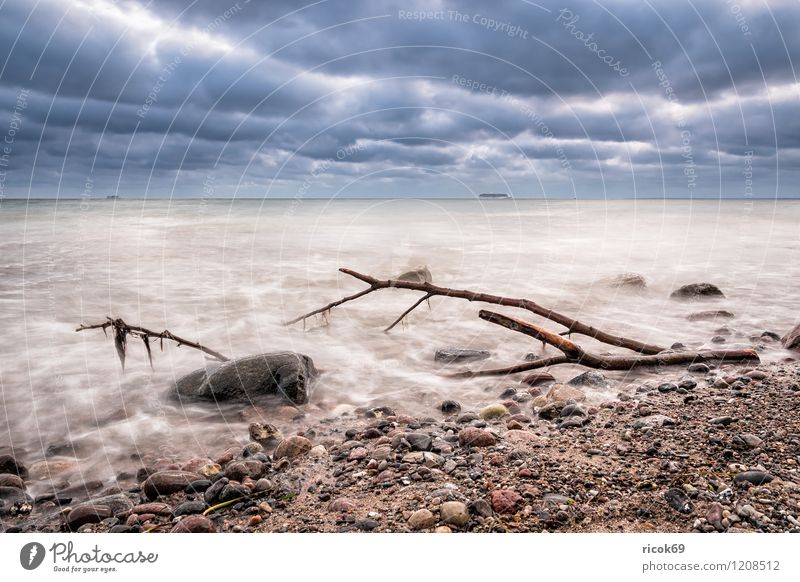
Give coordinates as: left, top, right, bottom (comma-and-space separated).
76, 317, 229, 370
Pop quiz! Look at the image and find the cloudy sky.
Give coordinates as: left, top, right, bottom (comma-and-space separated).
0, 0, 797, 199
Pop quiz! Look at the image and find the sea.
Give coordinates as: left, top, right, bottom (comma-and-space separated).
1, 198, 798, 492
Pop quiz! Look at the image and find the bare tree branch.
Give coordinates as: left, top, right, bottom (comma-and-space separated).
286, 268, 666, 355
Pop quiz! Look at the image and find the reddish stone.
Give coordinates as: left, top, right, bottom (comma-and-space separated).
490, 489, 522, 514
458, 427, 497, 447
328, 498, 357, 513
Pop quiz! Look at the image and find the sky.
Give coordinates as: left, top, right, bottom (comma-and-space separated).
0, 0, 798, 199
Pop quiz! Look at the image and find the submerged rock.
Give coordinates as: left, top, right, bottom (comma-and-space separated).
173, 352, 318, 405
598, 273, 647, 289
687, 310, 735, 321
670, 283, 725, 300
434, 348, 491, 363
395, 266, 432, 283
567, 371, 608, 389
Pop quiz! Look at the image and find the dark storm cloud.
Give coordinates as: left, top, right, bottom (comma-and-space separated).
0, 0, 797, 198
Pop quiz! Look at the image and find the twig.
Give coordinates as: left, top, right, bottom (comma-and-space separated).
384, 292, 433, 332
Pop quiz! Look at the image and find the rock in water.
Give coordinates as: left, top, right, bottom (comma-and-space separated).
598, 273, 647, 289
567, 371, 608, 389
782, 323, 800, 350
434, 348, 491, 363
0, 455, 27, 479
670, 283, 725, 300
395, 266, 432, 283
173, 352, 318, 405
687, 310, 735, 321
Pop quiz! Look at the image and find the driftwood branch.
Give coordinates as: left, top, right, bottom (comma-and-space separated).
286, 268, 666, 355
477, 310, 759, 373
450, 355, 570, 378
76, 317, 229, 370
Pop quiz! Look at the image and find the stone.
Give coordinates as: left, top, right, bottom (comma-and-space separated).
479, 404, 509, 420
131, 502, 172, 516
538, 401, 566, 419
598, 273, 647, 289
664, 488, 693, 514
490, 489, 522, 514
354, 518, 380, 531
458, 427, 497, 448
67, 504, 112, 530
173, 352, 318, 405
710, 416, 736, 426
732, 434, 764, 449
142, 471, 202, 500
0, 473, 24, 490
406, 433, 432, 451
733, 471, 774, 486
204, 478, 229, 505
440, 400, 462, 414
711, 336, 726, 344
687, 363, 710, 374
706, 502, 724, 531
670, 282, 725, 300
658, 383, 677, 393
308, 445, 328, 458
396, 266, 432, 283
224, 460, 266, 481
439, 501, 470, 527
249, 422, 281, 446
0, 455, 27, 479
173, 500, 207, 516
408, 508, 436, 530
434, 348, 491, 364
273, 436, 313, 460
687, 310, 735, 321
782, 323, 800, 351
566, 372, 607, 389
328, 498, 357, 513
631, 414, 677, 430
170, 515, 217, 533
560, 403, 588, 418
520, 373, 556, 388
348, 447, 369, 461
470, 498, 493, 518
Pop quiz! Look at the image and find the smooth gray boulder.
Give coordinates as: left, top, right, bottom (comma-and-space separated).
395, 266, 432, 284
173, 352, 318, 405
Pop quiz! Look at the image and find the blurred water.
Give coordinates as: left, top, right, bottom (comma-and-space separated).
1, 198, 798, 490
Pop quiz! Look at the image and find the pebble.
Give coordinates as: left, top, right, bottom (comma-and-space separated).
66, 504, 112, 530
631, 415, 677, 430
0, 455, 27, 478
354, 518, 379, 531
490, 489, 522, 514
273, 436, 313, 460
131, 502, 172, 516
732, 434, 764, 449
170, 515, 217, 533
224, 460, 266, 481
479, 404, 509, 420
328, 498, 357, 513
733, 471, 774, 486
408, 508, 436, 530
664, 488, 693, 514
143, 471, 202, 500
706, 502, 724, 530
172, 500, 207, 516
439, 501, 470, 527
406, 433, 432, 451
458, 427, 497, 447
658, 383, 677, 393
440, 400, 462, 414
687, 363, 710, 374
710, 416, 736, 426
185, 479, 211, 494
